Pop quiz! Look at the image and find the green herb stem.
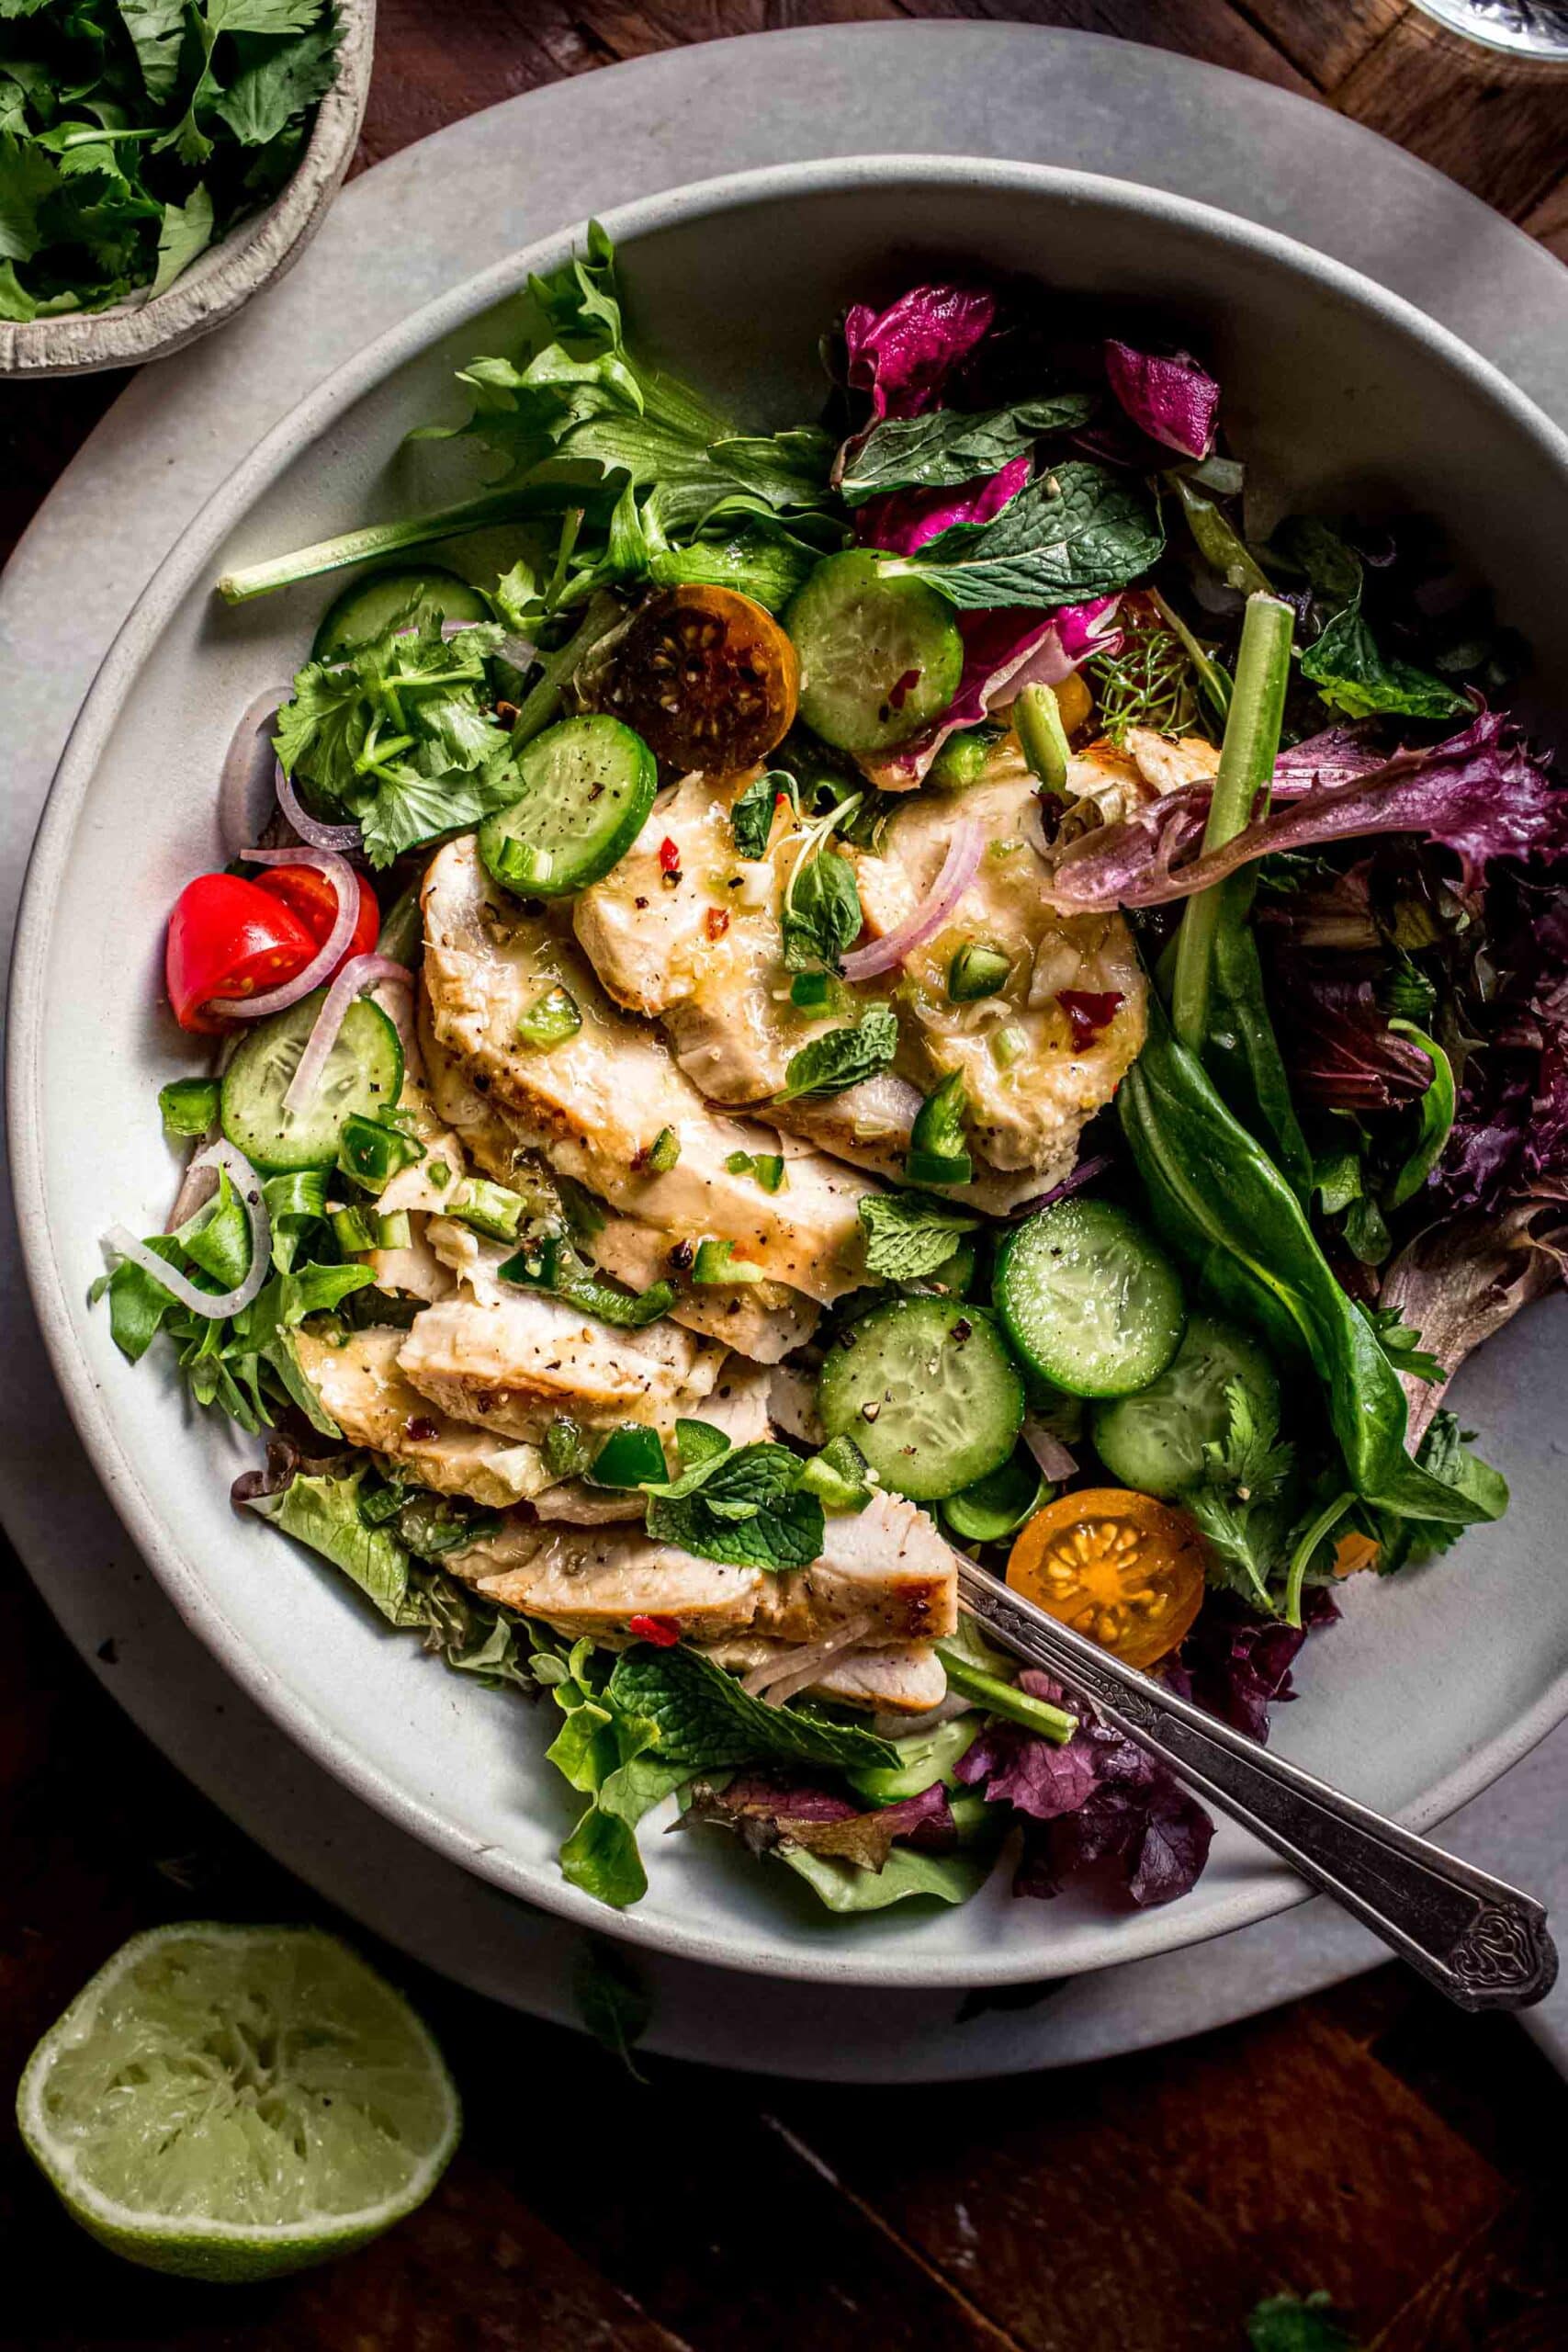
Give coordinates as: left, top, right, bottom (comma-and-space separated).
217, 492, 539, 605
1170, 593, 1294, 1052
1283, 1488, 1353, 1629
508, 593, 625, 752
937, 1643, 1078, 1744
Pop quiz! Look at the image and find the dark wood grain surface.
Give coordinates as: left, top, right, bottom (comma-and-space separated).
6, 7, 1568, 2347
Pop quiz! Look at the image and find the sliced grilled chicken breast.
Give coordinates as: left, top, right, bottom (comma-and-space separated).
294, 1327, 553, 1510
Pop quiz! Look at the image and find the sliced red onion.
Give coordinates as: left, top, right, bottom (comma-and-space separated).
275, 758, 362, 854
209, 847, 360, 1021
220, 689, 288, 859
1022, 1418, 1077, 1485
109, 1141, 272, 1320
742, 1612, 874, 1703
284, 952, 415, 1115
840, 819, 983, 982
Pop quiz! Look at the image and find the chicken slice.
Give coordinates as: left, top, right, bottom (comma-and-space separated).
446, 1489, 956, 1645
1125, 725, 1221, 797
755, 1490, 958, 1645
422, 835, 873, 1300
696, 1637, 948, 1715
396, 1288, 728, 1447
851, 774, 1146, 1182
293, 1328, 552, 1509
417, 1018, 818, 1360
572, 772, 840, 1103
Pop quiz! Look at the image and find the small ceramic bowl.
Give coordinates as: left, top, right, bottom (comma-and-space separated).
0, 0, 375, 379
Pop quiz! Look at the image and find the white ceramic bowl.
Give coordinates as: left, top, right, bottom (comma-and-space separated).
0, 0, 375, 379
12, 158, 1568, 1991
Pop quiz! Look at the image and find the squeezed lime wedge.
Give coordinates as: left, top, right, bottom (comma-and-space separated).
17, 1923, 460, 2280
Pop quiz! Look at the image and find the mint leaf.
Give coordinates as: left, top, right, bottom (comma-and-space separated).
607, 1643, 899, 1772
858, 1191, 981, 1282
783, 844, 862, 974
1283, 519, 1468, 723
840, 394, 1095, 501
777, 1005, 897, 1102
730, 767, 791, 860
644, 1440, 826, 1569
894, 461, 1163, 609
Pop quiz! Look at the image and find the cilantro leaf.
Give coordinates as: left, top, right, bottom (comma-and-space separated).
215, 16, 341, 148
858, 1191, 981, 1282
777, 1006, 898, 1102
607, 1641, 899, 1772
118, 1, 188, 104
149, 182, 213, 300
1182, 1380, 1296, 1611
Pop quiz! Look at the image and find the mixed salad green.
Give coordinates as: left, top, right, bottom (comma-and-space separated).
99, 228, 1566, 1922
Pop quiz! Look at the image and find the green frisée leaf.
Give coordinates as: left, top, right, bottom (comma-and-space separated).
607, 1641, 899, 1772
858, 1191, 981, 1283
888, 461, 1163, 609
775, 1842, 995, 1912
254, 1464, 414, 1623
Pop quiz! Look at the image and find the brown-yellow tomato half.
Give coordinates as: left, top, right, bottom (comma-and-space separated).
1006, 1487, 1206, 1670
600, 583, 799, 773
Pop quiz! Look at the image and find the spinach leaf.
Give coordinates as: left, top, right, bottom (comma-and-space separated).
777, 1006, 898, 1102
839, 394, 1095, 501
1204, 914, 1314, 1207
1119, 1004, 1504, 1532
1283, 519, 1470, 723
858, 1191, 981, 1282
607, 1642, 899, 1772
890, 461, 1163, 609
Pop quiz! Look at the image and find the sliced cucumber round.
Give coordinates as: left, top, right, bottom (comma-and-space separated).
220, 993, 404, 1174
1091, 1314, 1280, 1498
941, 1448, 1048, 1544
786, 550, 964, 753
818, 1295, 1023, 1502
311, 566, 490, 662
479, 714, 657, 899
994, 1196, 1185, 1400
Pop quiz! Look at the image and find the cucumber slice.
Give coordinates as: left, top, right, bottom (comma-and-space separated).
994, 1196, 1185, 1399
478, 715, 657, 899
941, 1449, 1048, 1544
1092, 1314, 1280, 1498
786, 551, 964, 752
311, 566, 490, 662
220, 993, 404, 1174
818, 1295, 1023, 1501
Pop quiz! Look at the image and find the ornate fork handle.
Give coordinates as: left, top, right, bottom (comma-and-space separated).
955, 1557, 1557, 2012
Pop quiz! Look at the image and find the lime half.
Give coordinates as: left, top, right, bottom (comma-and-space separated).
17, 1923, 460, 2281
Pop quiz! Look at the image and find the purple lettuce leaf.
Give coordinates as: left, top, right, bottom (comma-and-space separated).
1103, 340, 1221, 460
1271, 967, 1438, 1112
680, 1770, 954, 1871
1169, 1589, 1340, 1743
855, 453, 1031, 557
842, 282, 998, 428
955, 1669, 1214, 1910
1044, 713, 1568, 914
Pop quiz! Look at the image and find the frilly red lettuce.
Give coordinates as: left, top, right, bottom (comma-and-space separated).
855, 453, 1030, 557
954, 1668, 1215, 1908
1166, 1589, 1339, 1743
842, 282, 998, 427
1103, 341, 1221, 460
1271, 969, 1437, 1112
1043, 713, 1568, 913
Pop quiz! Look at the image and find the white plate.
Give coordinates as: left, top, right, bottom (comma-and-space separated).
12, 152, 1568, 1993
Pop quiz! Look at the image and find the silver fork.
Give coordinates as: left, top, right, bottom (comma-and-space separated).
953, 1553, 1557, 2012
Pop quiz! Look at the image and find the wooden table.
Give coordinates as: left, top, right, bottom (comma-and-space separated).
6, 7, 1568, 2346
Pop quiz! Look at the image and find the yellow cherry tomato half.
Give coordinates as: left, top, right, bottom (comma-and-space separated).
1007, 1487, 1206, 1670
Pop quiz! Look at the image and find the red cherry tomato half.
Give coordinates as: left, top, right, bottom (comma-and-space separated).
252, 863, 379, 967
165, 874, 318, 1035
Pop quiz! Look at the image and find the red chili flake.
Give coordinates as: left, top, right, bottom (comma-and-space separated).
886, 667, 921, 712
705, 906, 730, 943
628, 1613, 681, 1647
404, 1417, 438, 1443
1058, 988, 1125, 1051
658, 835, 682, 878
